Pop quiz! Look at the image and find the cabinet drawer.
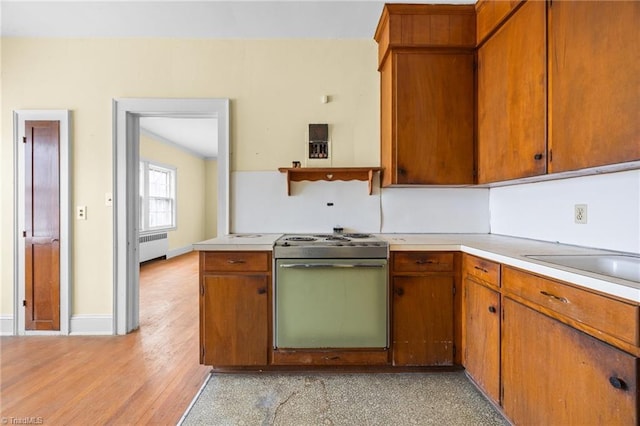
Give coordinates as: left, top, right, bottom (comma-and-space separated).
503, 267, 639, 346
201, 251, 270, 272
463, 254, 500, 288
393, 252, 454, 272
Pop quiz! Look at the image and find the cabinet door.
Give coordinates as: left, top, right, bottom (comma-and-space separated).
393, 275, 454, 366
394, 52, 474, 185
549, 1, 640, 172
463, 279, 500, 404
201, 274, 268, 366
477, 0, 547, 183
502, 298, 638, 425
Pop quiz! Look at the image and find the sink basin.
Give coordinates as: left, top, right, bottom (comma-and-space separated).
525, 254, 640, 283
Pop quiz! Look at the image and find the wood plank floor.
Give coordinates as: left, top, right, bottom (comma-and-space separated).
0, 251, 210, 425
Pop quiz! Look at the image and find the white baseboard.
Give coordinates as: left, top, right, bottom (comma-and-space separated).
70, 314, 113, 335
167, 245, 193, 259
1, 315, 113, 335
1, 315, 14, 336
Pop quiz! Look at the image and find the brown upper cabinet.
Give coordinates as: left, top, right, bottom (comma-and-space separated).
475, 0, 522, 44
477, 0, 639, 183
377, 1, 640, 186
477, 0, 547, 183
548, 1, 640, 173
375, 4, 476, 186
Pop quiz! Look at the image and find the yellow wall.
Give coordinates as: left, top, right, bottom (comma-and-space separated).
0, 38, 379, 316
139, 133, 208, 251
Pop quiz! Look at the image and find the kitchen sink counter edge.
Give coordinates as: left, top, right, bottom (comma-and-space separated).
379, 233, 639, 303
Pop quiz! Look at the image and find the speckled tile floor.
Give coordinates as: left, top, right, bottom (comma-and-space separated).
180, 371, 509, 425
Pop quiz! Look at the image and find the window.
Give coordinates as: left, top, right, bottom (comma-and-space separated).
139, 160, 176, 232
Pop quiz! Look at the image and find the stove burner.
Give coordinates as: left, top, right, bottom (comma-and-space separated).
344, 233, 371, 239
274, 233, 388, 259
325, 236, 350, 242
285, 236, 317, 242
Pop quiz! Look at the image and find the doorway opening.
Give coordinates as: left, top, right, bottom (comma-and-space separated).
113, 98, 230, 335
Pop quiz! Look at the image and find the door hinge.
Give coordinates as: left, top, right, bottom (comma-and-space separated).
200, 284, 204, 296
453, 344, 457, 358
201, 346, 205, 359
22, 136, 27, 143
549, 149, 553, 162
23, 231, 26, 237
22, 300, 27, 307
453, 285, 456, 295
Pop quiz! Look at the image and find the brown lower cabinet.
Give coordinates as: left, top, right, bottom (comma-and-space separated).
463, 277, 500, 405
393, 275, 455, 366
502, 297, 638, 426
199, 251, 270, 367
391, 252, 457, 366
200, 274, 269, 366
197, 249, 639, 425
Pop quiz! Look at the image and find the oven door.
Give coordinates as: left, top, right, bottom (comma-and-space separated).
274, 258, 388, 349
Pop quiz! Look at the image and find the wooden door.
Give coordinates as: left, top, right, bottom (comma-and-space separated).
25, 120, 60, 331
502, 298, 638, 425
477, 0, 547, 183
463, 278, 500, 404
394, 51, 475, 185
392, 275, 454, 366
201, 274, 268, 366
549, 1, 640, 173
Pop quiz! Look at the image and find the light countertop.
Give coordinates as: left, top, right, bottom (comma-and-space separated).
193, 233, 639, 303
378, 233, 639, 303
193, 233, 282, 251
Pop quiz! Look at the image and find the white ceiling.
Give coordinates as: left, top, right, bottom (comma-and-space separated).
2, 0, 474, 157
0, 1, 474, 39
140, 117, 219, 158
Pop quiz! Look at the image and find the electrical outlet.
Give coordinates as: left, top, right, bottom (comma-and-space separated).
77, 205, 87, 220
574, 204, 587, 224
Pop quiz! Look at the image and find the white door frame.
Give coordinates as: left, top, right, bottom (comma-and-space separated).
13, 110, 71, 335
113, 98, 230, 335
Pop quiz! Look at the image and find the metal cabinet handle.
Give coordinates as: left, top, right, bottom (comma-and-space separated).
416, 259, 435, 265
227, 259, 246, 264
534, 153, 544, 160
488, 306, 497, 314
279, 263, 385, 269
609, 377, 627, 390
540, 290, 568, 303
474, 265, 488, 273
257, 287, 267, 295
395, 287, 405, 297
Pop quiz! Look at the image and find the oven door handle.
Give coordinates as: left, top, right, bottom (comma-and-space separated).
279, 263, 386, 269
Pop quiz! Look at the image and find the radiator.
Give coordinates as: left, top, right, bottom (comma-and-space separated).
139, 232, 168, 262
